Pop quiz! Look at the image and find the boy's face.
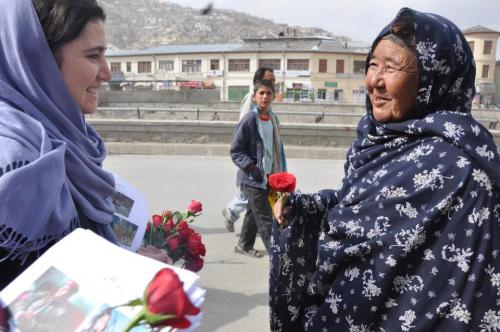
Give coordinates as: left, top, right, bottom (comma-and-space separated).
253, 85, 274, 114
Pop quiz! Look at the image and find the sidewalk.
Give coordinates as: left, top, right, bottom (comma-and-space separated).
104, 155, 345, 332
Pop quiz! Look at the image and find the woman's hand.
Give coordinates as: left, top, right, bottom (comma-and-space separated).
137, 245, 173, 264
273, 194, 291, 226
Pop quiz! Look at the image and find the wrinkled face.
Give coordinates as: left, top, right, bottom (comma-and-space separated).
365, 39, 418, 123
253, 85, 274, 114
59, 20, 111, 115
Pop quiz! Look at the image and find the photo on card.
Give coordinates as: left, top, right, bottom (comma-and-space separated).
8, 266, 97, 332
111, 215, 139, 247
78, 303, 149, 332
112, 191, 134, 218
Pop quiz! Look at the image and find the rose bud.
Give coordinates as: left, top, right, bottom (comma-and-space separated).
162, 210, 173, 219
152, 214, 163, 228
163, 219, 174, 233
187, 200, 203, 214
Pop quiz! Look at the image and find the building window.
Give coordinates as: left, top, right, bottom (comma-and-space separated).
210, 59, 220, 70
484, 41, 492, 55
353, 60, 365, 73
228, 59, 250, 72
182, 60, 201, 73
158, 60, 174, 72
336, 59, 345, 73
468, 41, 475, 53
287, 59, 309, 71
110, 62, 121, 73
258, 59, 281, 70
228, 86, 250, 101
317, 89, 327, 99
138, 61, 151, 73
482, 64, 490, 78
126, 62, 131, 72
319, 59, 327, 73
334, 89, 344, 101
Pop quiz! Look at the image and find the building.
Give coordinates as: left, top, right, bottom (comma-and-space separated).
463, 25, 500, 106
496, 60, 500, 105
105, 37, 370, 103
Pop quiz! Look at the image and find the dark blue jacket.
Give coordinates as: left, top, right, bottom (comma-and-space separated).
230, 108, 286, 189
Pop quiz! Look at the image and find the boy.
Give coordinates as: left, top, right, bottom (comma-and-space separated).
230, 79, 286, 257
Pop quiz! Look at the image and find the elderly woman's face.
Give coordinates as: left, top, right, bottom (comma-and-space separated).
365, 39, 418, 123
59, 20, 111, 114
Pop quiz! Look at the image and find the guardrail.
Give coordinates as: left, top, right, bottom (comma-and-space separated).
88, 118, 500, 158
93, 107, 500, 129
94, 107, 363, 124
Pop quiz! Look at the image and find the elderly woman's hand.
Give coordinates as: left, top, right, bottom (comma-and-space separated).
273, 194, 292, 227
136, 245, 173, 264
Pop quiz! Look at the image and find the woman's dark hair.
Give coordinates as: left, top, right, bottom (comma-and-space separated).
253, 67, 274, 84
32, 0, 106, 66
253, 79, 275, 94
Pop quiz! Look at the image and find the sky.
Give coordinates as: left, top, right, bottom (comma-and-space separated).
169, 0, 500, 58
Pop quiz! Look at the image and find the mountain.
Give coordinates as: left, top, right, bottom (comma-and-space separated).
98, 0, 347, 50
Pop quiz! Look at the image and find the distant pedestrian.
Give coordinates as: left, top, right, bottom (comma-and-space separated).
222, 67, 276, 232
230, 79, 286, 257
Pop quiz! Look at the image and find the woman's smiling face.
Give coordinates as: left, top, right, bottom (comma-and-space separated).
365, 39, 418, 123
59, 20, 111, 115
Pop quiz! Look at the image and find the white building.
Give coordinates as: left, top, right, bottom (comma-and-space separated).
105, 37, 370, 103
463, 25, 500, 106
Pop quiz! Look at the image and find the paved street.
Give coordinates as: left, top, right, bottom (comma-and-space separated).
104, 155, 345, 332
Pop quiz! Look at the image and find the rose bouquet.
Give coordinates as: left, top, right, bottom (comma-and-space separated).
144, 200, 206, 272
123, 267, 201, 331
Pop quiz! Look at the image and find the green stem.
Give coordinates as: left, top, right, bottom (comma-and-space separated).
124, 308, 146, 332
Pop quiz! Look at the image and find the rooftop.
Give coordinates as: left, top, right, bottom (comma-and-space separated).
239, 37, 370, 54
463, 25, 500, 35
106, 37, 370, 57
106, 43, 241, 57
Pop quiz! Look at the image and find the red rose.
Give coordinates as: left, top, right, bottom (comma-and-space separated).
145, 268, 200, 329
184, 256, 204, 272
198, 243, 206, 256
186, 232, 203, 255
162, 210, 173, 219
268, 172, 296, 192
177, 221, 190, 238
187, 200, 203, 214
163, 219, 174, 233
152, 214, 163, 228
167, 237, 180, 252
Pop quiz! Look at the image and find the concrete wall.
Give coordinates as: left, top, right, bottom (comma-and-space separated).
88, 119, 358, 147
98, 89, 220, 104
88, 118, 500, 159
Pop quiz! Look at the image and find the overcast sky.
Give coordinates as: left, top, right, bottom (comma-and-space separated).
169, 0, 500, 58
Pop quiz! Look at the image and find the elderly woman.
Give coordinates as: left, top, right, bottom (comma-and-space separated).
271, 8, 500, 331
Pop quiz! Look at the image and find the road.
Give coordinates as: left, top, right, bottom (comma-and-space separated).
104, 155, 345, 332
